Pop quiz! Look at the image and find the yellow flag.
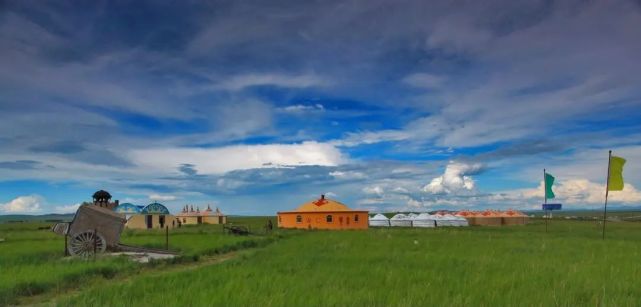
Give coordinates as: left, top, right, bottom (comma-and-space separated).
608, 156, 626, 191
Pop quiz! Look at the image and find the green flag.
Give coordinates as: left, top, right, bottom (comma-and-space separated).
545, 173, 555, 199
608, 156, 626, 191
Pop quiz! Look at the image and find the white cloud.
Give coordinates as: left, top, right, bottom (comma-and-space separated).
362, 185, 384, 197
406, 197, 422, 208
215, 73, 327, 91
324, 192, 338, 198
129, 141, 346, 175
277, 104, 325, 113
329, 170, 366, 180
503, 179, 641, 207
216, 178, 246, 190
423, 161, 483, 195
393, 187, 409, 193
1, 195, 44, 213
333, 130, 411, 147
149, 194, 177, 202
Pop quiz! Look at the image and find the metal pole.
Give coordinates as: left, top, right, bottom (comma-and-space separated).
165, 225, 169, 250
64, 235, 68, 256
602, 150, 612, 240
544, 169, 548, 233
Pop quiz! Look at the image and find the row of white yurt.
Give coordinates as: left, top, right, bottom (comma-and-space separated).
369, 213, 390, 227
370, 213, 469, 227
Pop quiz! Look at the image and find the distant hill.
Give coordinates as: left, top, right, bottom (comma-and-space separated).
0, 213, 74, 223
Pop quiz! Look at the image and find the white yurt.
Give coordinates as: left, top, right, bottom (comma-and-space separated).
407, 213, 418, 219
412, 213, 436, 228
369, 213, 390, 227
390, 214, 412, 227
453, 215, 469, 227
441, 214, 459, 227
433, 214, 449, 227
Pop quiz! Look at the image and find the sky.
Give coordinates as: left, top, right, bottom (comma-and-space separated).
1, 0, 641, 215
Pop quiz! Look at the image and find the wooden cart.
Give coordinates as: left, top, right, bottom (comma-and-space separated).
53, 204, 177, 258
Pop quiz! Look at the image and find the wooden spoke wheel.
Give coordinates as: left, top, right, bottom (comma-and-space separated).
68, 231, 106, 257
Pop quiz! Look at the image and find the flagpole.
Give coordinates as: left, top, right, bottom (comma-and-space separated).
544, 168, 548, 233
602, 150, 612, 240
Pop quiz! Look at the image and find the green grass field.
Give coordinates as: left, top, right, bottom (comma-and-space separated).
2, 218, 641, 306
0, 217, 278, 305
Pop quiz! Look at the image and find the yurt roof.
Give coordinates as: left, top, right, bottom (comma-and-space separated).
390, 213, 408, 220
370, 213, 389, 220
141, 202, 170, 214
415, 213, 435, 219
293, 195, 354, 212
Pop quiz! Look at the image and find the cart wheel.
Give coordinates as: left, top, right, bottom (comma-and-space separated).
68, 231, 106, 257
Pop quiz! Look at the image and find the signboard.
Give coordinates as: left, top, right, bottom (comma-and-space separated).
542, 204, 562, 210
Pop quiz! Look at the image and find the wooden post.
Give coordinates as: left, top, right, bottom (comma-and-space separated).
165, 225, 169, 250
602, 150, 612, 240
64, 235, 68, 256
94, 228, 97, 260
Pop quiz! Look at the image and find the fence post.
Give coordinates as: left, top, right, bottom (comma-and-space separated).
165, 225, 169, 250
64, 235, 68, 256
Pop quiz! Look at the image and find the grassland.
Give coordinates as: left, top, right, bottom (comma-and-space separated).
58, 219, 641, 306
0, 216, 278, 305
3, 218, 641, 306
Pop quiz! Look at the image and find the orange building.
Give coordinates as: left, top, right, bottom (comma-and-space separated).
277, 195, 369, 230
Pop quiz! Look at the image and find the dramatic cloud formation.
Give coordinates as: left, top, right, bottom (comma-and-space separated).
0, 1, 639, 214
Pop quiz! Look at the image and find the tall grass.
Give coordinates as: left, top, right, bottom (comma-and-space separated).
62, 220, 641, 306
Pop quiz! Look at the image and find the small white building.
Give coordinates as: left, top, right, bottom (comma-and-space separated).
390, 213, 412, 227
412, 213, 436, 228
369, 214, 390, 227
453, 215, 469, 227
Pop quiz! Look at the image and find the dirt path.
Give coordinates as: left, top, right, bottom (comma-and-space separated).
18, 250, 248, 306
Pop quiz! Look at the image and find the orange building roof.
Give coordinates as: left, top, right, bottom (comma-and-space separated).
279, 195, 366, 213
454, 209, 527, 217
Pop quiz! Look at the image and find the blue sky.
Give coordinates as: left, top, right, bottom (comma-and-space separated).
1, 0, 641, 215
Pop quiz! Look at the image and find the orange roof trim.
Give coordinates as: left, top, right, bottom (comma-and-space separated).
284, 195, 362, 212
